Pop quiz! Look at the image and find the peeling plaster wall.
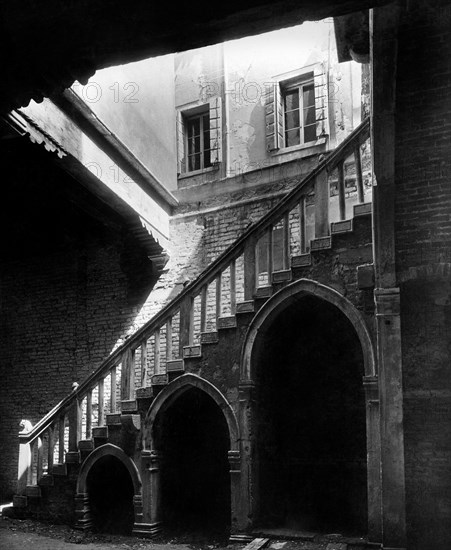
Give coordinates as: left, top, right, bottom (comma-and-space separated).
174, 21, 364, 192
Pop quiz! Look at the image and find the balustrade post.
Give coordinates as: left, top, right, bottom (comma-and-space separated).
86, 390, 92, 439
315, 169, 330, 238
67, 397, 81, 462
58, 415, 65, 463
47, 426, 55, 474
337, 159, 346, 221
17, 423, 32, 495
121, 348, 135, 401
283, 213, 290, 269
110, 366, 117, 413
230, 259, 236, 314
180, 295, 193, 355
154, 328, 161, 374
200, 285, 208, 332
243, 237, 256, 300
141, 339, 148, 386
36, 437, 44, 481
355, 145, 364, 203
166, 319, 173, 362
299, 197, 306, 253
215, 274, 222, 322
98, 379, 105, 426
267, 226, 273, 284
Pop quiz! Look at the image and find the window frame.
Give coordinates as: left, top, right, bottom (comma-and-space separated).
266, 63, 328, 156
281, 76, 317, 149
184, 108, 212, 174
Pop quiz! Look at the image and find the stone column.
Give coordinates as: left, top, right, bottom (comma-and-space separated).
228, 449, 241, 535
375, 288, 406, 549
74, 493, 91, 530
371, 4, 407, 548
135, 449, 162, 537
237, 381, 255, 532
363, 374, 382, 543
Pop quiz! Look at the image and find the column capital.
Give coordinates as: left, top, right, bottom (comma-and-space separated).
374, 287, 400, 316
239, 380, 255, 399
228, 449, 241, 472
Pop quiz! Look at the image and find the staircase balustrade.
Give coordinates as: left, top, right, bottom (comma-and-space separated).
16, 118, 371, 494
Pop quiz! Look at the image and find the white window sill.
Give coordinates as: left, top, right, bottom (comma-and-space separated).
271, 136, 328, 157
178, 165, 219, 180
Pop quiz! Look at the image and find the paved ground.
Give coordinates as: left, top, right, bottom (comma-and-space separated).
0, 514, 371, 550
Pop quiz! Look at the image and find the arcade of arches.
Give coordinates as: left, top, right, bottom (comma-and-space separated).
78, 286, 380, 541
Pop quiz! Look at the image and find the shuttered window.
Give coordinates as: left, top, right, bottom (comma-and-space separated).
283, 80, 316, 146
185, 111, 211, 172
265, 63, 328, 152
177, 97, 222, 175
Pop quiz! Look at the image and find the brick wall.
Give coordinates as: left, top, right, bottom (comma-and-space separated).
0, 229, 154, 500
394, 2, 451, 548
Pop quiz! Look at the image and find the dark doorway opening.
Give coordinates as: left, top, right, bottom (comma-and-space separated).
255, 295, 368, 536
86, 455, 135, 534
155, 387, 231, 538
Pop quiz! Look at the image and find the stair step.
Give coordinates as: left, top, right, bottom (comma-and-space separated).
151, 373, 169, 386
52, 463, 67, 476
25, 485, 41, 498
236, 300, 255, 314
254, 285, 273, 298
92, 426, 108, 439
78, 439, 94, 452
12, 495, 27, 508
38, 474, 53, 486
272, 269, 292, 283
183, 344, 202, 358
65, 451, 80, 463
167, 359, 185, 372
136, 386, 154, 399
291, 253, 312, 267
106, 413, 122, 426
331, 219, 353, 234
311, 236, 332, 251
200, 331, 219, 344
354, 201, 372, 216
121, 399, 138, 413
217, 316, 237, 330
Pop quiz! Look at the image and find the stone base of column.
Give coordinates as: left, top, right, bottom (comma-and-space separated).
74, 493, 91, 530
132, 522, 163, 537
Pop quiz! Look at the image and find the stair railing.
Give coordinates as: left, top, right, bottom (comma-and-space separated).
16, 118, 371, 494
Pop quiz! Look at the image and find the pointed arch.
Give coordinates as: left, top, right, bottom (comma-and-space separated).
144, 373, 240, 451
241, 278, 376, 382
77, 443, 142, 495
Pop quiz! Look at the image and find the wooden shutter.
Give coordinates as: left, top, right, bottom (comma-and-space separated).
265, 82, 282, 151
209, 97, 222, 164
314, 63, 329, 139
176, 110, 185, 174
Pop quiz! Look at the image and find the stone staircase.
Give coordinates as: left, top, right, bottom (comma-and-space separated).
12, 118, 375, 539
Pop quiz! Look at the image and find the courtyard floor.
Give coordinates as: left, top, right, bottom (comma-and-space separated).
0, 515, 372, 550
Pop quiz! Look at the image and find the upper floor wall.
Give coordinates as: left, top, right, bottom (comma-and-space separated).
175, 20, 366, 193
73, 55, 177, 192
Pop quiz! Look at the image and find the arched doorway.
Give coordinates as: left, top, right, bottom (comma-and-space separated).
76, 443, 142, 535
154, 386, 231, 537
240, 280, 380, 539
86, 454, 135, 534
253, 294, 368, 535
